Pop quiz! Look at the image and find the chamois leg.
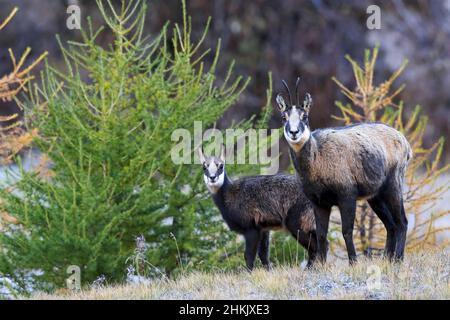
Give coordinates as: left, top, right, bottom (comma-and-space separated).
287, 227, 318, 268
395, 202, 408, 261
244, 229, 261, 271
285, 207, 318, 268
313, 205, 331, 264
258, 231, 272, 270
367, 196, 396, 260
382, 183, 408, 261
385, 196, 408, 261
338, 200, 357, 264
304, 232, 318, 268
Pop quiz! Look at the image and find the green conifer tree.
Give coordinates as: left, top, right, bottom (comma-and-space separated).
0, 0, 274, 292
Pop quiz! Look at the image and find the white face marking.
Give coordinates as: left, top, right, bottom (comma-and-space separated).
204, 171, 225, 194
208, 161, 218, 176
288, 106, 301, 133
284, 125, 310, 153
202, 156, 225, 194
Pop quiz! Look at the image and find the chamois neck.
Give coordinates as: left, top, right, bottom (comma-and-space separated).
210, 172, 231, 213
291, 133, 318, 171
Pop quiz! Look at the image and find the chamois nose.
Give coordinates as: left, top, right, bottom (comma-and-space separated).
289, 129, 299, 137
209, 175, 217, 182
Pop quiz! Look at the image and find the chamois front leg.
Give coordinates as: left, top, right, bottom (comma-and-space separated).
314, 205, 331, 264
244, 229, 260, 271
258, 231, 272, 270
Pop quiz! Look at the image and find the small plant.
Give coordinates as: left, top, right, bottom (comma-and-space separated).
125, 235, 165, 282
90, 275, 107, 289
331, 47, 450, 256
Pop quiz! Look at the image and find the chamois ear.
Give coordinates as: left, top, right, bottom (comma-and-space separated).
219, 144, 226, 163
303, 93, 312, 114
198, 146, 206, 164
276, 94, 287, 112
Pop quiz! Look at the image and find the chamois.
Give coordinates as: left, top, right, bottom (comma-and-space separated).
276, 78, 412, 263
199, 146, 317, 270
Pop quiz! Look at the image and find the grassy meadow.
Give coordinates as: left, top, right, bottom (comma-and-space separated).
29, 250, 449, 300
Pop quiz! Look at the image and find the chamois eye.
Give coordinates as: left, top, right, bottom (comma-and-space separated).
218, 164, 223, 170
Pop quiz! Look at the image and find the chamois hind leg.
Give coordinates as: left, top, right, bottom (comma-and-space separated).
285, 207, 318, 268
244, 229, 261, 271
313, 205, 331, 264
395, 201, 408, 261
303, 231, 318, 268
382, 191, 408, 261
367, 196, 396, 260
338, 199, 357, 264
378, 175, 408, 262
286, 227, 318, 268
258, 231, 272, 270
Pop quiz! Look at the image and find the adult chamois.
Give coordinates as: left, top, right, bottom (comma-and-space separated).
276, 78, 412, 263
199, 145, 318, 270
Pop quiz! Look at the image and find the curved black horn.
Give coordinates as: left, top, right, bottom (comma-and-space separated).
295, 77, 301, 107
281, 80, 293, 106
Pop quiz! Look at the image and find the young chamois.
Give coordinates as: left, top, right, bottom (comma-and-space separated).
276, 78, 412, 264
199, 145, 317, 270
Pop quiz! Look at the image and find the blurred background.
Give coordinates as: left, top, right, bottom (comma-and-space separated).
1, 0, 450, 168
0, 1, 449, 292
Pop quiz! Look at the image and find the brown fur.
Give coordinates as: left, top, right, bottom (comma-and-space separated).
200, 148, 318, 270
290, 122, 412, 263
297, 123, 412, 201
277, 83, 412, 263
222, 174, 315, 232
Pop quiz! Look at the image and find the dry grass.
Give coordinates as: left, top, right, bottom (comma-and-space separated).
29, 250, 449, 300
